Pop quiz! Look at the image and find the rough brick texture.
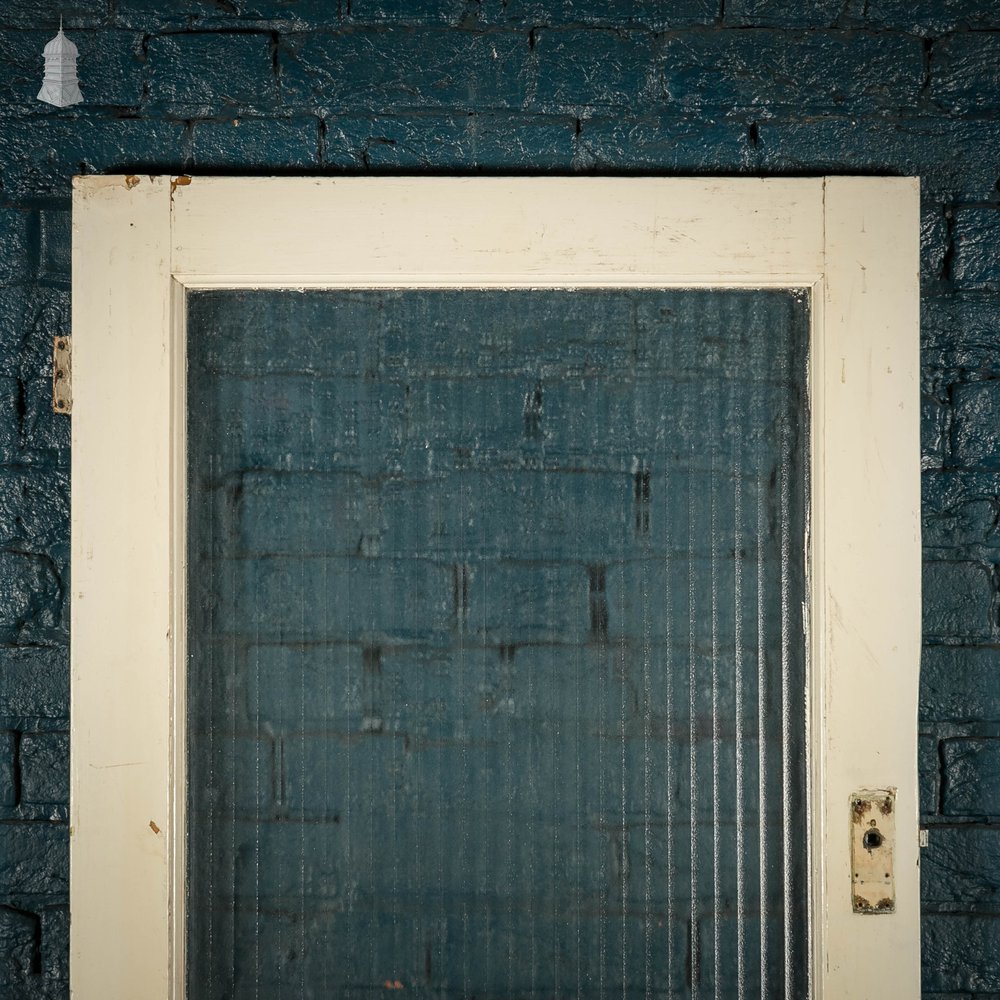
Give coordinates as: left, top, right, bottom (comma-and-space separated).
185, 288, 811, 997
942, 740, 1000, 817
0, 1, 994, 996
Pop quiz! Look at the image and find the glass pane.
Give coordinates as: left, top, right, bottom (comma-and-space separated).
186, 288, 809, 999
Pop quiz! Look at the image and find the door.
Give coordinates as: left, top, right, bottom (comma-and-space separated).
70, 177, 921, 999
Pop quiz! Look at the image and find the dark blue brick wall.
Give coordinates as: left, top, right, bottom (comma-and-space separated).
183, 289, 810, 997
0, 1, 995, 996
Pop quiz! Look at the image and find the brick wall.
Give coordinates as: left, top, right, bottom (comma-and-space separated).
182, 288, 810, 996
0, 1, 998, 996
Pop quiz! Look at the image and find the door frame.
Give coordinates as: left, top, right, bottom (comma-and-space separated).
70, 176, 921, 999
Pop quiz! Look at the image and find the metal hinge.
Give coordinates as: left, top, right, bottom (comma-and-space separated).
52, 336, 72, 414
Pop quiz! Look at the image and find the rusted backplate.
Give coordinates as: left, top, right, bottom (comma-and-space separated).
851, 788, 896, 914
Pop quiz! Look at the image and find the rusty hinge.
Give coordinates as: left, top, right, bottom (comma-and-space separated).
53, 336, 72, 414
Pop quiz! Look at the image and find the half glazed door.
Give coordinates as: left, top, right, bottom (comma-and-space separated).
70, 177, 921, 1000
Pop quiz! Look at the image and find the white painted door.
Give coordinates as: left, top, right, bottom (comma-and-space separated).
69, 177, 921, 1000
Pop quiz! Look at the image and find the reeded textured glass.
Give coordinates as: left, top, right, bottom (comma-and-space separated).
187, 289, 809, 999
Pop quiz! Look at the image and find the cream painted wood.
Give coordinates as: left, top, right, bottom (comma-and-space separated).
70, 174, 174, 996
816, 178, 921, 997
71, 176, 920, 999
170, 176, 826, 288
168, 277, 188, 998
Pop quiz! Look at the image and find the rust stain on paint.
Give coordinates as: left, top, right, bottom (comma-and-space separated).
851, 789, 896, 914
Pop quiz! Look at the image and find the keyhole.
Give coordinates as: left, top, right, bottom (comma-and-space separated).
863, 828, 883, 851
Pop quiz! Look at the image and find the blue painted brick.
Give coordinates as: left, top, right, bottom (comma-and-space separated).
208, 555, 455, 645
38, 211, 70, 286
278, 28, 531, 113
465, 563, 591, 643
223, 470, 362, 556
0, 208, 35, 285
867, 0, 1000, 33
0, 903, 37, 986
952, 381, 1000, 469
942, 738, 1000, 816
40, 905, 67, 984
114, 0, 341, 29
345, 0, 474, 26
0, 119, 188, 202
190, 116, 319, 169
0, 551, 63, 644
528, 28, 658, 111
660, 30, 923, 113
922, 826, 1000, 905
698, 915, 787, 995
922, 560, 995, 641
486, 0, 718, 29
922, 206, 949, 286
0, 1, 105, 30
12, 289, 69, 396
921, 395, 947, 471
0, 731, 15, 807
923, 913, 1000, 992
21, 374, 70, 463
379, 287, 631, 376
322, 112, 576, 169
224, 468, 713, 564
756, 116, 1000, 202
0, 286, 31, 377
953, 209, 1000, 289
233, 645, 368, 730
923, 293, 1000, 365
933, 32, 1000, 114
188, 373, 405, 474
575, 114, 753, 171
187, 287, 808, 996
19, 733, 68, 806
920, 645, 1000, 723
919, 735, 939, 815
725, 0, 854, 27
0, 470, 69, 552
0, 647, 68, 721
0, 821, 67, 897
185, 907, 683, 997
922, 471, 1000, 552
0, 379, 23, 464
190, 289, 379, 374
147, 31, 279, 116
